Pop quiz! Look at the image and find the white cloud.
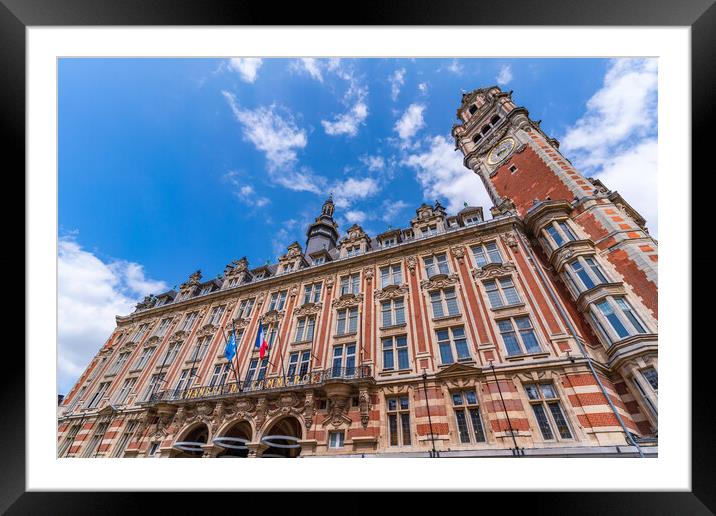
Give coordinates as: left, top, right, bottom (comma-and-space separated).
222, 171, 271, 207
381, 199, 409, 223
394, 103, 426, 143
58, 237, 167, 393
403, 135, 493, 214
561, 58, 658, 235
390, 68, 406, 101
222, 91, 324, 194
360, 155, 385, 172
446, 59, 463, 75
418, 82, 429, 95
331, 177, 381, 209
345, 210, 368, 225
227, 58, 263, 83
292, 58, 324, 82
321, 102, 368, 137
496, 64, 513, 85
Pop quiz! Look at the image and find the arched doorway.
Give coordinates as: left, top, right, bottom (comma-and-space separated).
214, 420, 252, 458
260, 416, 303, 458
173, 423, 209, 457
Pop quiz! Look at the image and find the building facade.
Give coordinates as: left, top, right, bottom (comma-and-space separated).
57, 86, 658, 458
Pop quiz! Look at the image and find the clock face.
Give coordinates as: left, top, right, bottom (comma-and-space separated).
487, 137, 515, 165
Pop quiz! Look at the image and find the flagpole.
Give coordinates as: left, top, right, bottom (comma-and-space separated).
229, 320, 243, 392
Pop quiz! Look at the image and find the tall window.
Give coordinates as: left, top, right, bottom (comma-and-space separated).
58, 424, 80, 457
452, 390, 487, 444
207, 305, 226, 326
179, 311, 199, 332
471, 242, 502, 267
132, 346, 156, 371
112, 421, 138, 458
160, 342, 182, 366
498, 316, 541, 356
525, 383, 573, 440
86, 382, 110, 409
66, 385, 87, 413
632, 373, 658, 416
174, 368, 197, 395
339, 274, 361, 296
209, 363, 232, 387
130, 323, 150, 343
143, 372, 166, 401
287, 351, 311, 378
245, 358, 268, 383
436, 327, 470, 364
591, 296, 648, 344
386, 396, 412, 446
567, 256, 609, 292
380, 264, 403, 288
381, 298, 406, 327
107, 351, 132, 376
430, 288, 460, 318
331, 343, 356, 377
328, 431, 345, 449
336, 307, 359, 335
154, 318, 172, 337
294, 316, 316, 342
268, 290, 287, 311
423, 253, 449, 277
114, 377, 137, 405
187, 335, 211, 362
81, 422, 108, 457
382, 335, 409, 371
544, 220, 577, 248
237, 298, 255, 319
641, 367, 658, 392
483, 277, 521, 308
303, 283, 323, 304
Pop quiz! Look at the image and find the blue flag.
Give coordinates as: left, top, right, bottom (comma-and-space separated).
224, 330, 237, 362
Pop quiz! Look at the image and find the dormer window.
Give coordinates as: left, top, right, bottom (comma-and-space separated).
464, 215, 481, 226
469, 104, 478, 115
346, 245, 362, 257
313, 256, 325, 265
420, 225, 438, 237
254, 271, 266, 280
155, 297, 167, 307
226, 277, 240, 288
199, 285, 213, 296
382, 237, 397, 248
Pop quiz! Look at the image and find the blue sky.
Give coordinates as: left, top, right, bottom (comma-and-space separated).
57, 57, 657, 392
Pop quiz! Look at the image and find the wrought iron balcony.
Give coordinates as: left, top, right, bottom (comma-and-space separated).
143, 365, 373, 405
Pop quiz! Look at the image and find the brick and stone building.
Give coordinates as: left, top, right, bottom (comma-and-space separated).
57, 86, 658, 458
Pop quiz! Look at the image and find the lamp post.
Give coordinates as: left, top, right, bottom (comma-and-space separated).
489, 361, 523, 457
421, 370, 438, 458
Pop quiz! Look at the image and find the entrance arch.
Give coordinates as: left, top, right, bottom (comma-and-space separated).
172, 422, 209, 457
259, 416, 303, 458
214, 420, 253, 458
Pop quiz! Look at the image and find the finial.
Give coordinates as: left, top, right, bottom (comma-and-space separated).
464, 201, 468, 208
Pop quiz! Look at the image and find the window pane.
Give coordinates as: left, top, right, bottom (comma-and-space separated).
469, 408, 487, 442
465, 391, 477, 405
531, 404, 555, 440
615, 298, 647, 334
525, 384, 540, 400
472, 246, 488, 267
546, 225, 564, 247
454, 336, 470, 360
548, 402, 573, 439
397, 344, 409, 370
486, 242, 502, 263
455, 410, 471, 443
388, 414, 399, 446
452, 393, 463, 405
597, 300, 630, 339
641, 368, 658, 391
383, 337, 394, 370
445, 288, 459, 315
400, 413, 412, 445
439, 343, 454, 364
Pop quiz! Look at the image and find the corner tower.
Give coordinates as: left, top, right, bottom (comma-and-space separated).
452, 85, 657, 319
305, 195, 340, 256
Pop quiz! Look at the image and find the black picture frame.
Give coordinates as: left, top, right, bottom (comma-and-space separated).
5, 0, 711, 513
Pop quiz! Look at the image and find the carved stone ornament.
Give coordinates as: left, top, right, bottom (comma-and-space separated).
254, 397, 268, 430
374, 284, 409, 300
500, 232, 518, 249
420, 273, 460, 290
261, 309, 284, 325
325, 277, 335, 290
332, 293, 364, 309
268, 392, 302, 419
406, 256, 417, 275
180, 270, 202, 290
294, 302, 323, 317
169, 329, 188, 342
359, 386, 371, 429
303, 390, 316, 430
196, 323, 217, 338
152, 413, 174, 438
471, 261, 517, 280
450, 245, 466, 262
322, 396, 352, 428
233, 317, 251, 328
363, 267, 374, 282
234, 398, 257, 422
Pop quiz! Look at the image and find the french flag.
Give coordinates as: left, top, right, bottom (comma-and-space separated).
255, 321, 269, 359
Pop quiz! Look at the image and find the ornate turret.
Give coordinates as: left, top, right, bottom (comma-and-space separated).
305, 196, 339, 256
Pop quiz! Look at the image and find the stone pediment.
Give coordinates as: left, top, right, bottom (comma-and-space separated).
196, 324, 217, 337
471, 261, 516, 280
294, 302, 323, 317
169, 330, 188, 342
375, 284, 409, 300
145, 335, 161, 346
332, 293, 364, 309
261, 309, 284, 325
435, 362, 483, 380
421, 273, 460, 290
232, 316, 251, 328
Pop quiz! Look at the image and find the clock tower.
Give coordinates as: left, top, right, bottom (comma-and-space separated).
452, 86, 658, 320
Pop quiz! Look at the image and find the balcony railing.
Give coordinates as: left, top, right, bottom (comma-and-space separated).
144, 365, 373, 405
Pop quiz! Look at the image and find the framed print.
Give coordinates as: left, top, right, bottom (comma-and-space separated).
6, 0, 713, 513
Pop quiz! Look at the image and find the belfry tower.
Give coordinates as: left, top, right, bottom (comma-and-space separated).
305, 195, 339, 256
452, 86, 658, 320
